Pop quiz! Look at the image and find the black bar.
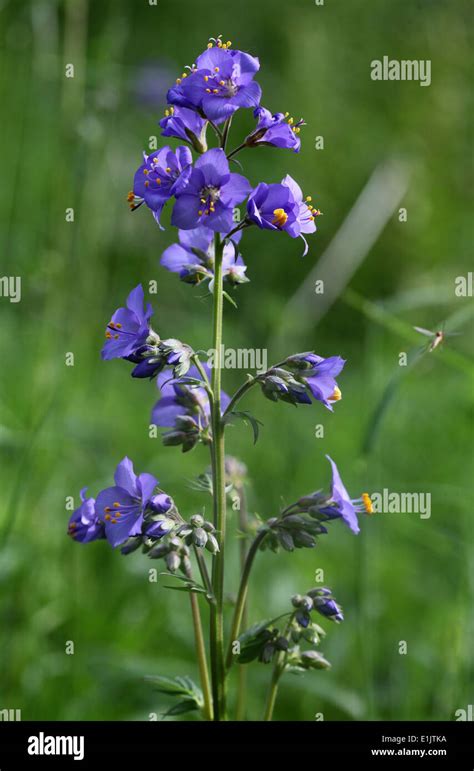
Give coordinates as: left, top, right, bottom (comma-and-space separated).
0, 720, 472, 764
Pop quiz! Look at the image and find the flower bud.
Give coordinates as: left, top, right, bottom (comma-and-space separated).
291, 594, 304, 607
166, 551, 181, 572
148, 542, 170, 559
190, 514, 204, 528
120, 537, 143, 555
192, 527, 208, 548
149, 493, 172, 514
300, 650, 331, 670
205, 534, 220, 554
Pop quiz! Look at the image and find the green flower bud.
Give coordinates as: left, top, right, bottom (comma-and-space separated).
205, 533, 220, 554
192, 527, 208, 548
166, 552, 181, 572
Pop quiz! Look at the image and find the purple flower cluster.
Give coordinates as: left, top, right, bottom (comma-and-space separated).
161, 226, 247, 286
152, 364, 230, 452
125, 34, 321, 285
67, 457, 174, 549
102, 285, 193, 379
260, 352, 345, 410
167, 41, 262, 123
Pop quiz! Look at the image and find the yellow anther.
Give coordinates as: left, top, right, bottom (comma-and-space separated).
204, 75, 209, 82
219, 80, 225, 86
306, 196, 312, 202
207, 43, 213, 49
206, 88, 212, 93
143, 169, 149, 175
156, 178, 161, 185
284, 112, 290, 117
200, 198, 206, 203
170, 106, 174, 114
288, 117, 294, 125
214, 66, 220, 72
329, 386, 342, 402
115, 323, 122, 329
145, 181, 149, 188
114, 334, 119, 339
105, 514, 111, 521
165, 109, 169, 117
272, 208, 288, 228
226, 41, 232, 47
213, 89, 219, 93
176, 78, 182, 85
182, 73, 187, 78
198, 210, 203, 216
165, 167, 171, 173
111, 519, 117, 524
362, 493, 374, 514
113, 502, 121, 508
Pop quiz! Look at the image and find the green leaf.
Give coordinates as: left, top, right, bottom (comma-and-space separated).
225, 410, 263, 444
145, 675, 191, 696
223, 290, 238, 309
161, 699, 200, 718
146, 675, 204, 720
162, 584, 209, 595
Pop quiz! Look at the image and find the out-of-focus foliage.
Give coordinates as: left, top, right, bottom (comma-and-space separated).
0, 0, 472, 721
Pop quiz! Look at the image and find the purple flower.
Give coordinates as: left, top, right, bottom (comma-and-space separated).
168, 42, 262, 124
171, 148, 251, 232
308, 587, 344, 622
160, 106, 208, 153
247, 174, 320, 255
95, 457, 173, 548
67, 488, 105, 543
246, 107, 303, 152
160, 225, 247, 286
102, 285, 154, 361
286, 353, 345, 411
260, 368, 312, 405
321, 456, 364, 535
131, 146, 193, 226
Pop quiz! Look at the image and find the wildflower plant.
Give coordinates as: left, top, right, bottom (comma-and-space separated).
68, 35, 373, 721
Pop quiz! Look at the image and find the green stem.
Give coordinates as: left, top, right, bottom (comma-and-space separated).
227, 142, 248, 160
222, 377, 258, 418
225, 529, 267, 670
221, 116, 232, 152
262, 614, 294, 721
194, 545, 214, 602
191, 354, 213, 396
209, 233, 227, 720
222, 358, 290, 418
235, 485, 249, 721
185, 563, 213, 721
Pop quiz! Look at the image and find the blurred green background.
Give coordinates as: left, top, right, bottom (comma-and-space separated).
0, 0, 472, 722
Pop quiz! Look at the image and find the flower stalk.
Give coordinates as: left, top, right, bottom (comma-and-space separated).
209, 233, 227, 720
